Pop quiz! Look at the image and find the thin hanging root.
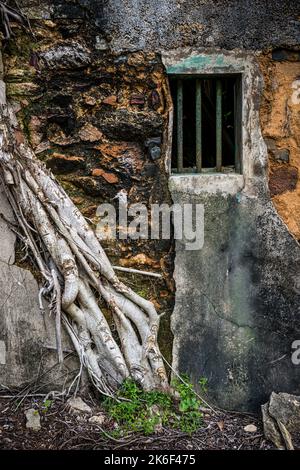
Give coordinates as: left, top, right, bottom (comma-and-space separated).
0, 2, 26, 40
51, 267, 63, 364
0, 101, 170, 395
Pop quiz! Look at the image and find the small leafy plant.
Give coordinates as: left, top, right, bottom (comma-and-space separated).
171, 374, 204, 433
41, 398, 53, 413
103, 375, 206, 436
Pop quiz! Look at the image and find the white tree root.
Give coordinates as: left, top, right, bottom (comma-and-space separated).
0, 101, 169, 396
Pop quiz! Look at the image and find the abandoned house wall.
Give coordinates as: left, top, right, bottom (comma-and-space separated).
0, 0, 299, 411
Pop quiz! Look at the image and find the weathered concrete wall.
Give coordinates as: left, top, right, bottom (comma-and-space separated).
17, 1, 300, 52
166, 50, 300, 411
171, 189, 300, 411
64, 0, 300, 52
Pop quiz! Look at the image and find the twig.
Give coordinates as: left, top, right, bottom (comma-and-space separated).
112, 265, 162, 279
0, 393, 49, 398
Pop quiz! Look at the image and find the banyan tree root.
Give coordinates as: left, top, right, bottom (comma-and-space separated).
0, 100, 169, 397
0, 2, 26, 40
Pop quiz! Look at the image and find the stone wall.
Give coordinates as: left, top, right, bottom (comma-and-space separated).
4, 18, 174, 274
260, 51, 300, 240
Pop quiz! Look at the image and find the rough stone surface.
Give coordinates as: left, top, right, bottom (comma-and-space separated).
0, 256, 81, 390
48, 0, 300, 52
244, 424, 257, 433
78, 123, 103, 142
21, 0, 299, 52
268, 392, 300, 431
261, 403, 285, 450
3, 23, 175, 374
18, 0, 300, 55
272, 148, 290, 163
25, 408, 41, 431
67, 397, 92, 415
95, 109, 163, 142
260, 58, 300, 240
88, 414, 106, 426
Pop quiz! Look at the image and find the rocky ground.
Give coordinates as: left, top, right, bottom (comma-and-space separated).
0, 394, 274, 450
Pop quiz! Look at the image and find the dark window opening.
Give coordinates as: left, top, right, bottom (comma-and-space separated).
169, 75, 242, 174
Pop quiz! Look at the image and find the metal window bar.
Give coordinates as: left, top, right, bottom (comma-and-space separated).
216, 79, 222, 172
234, 78, 242, 174
177, 79, 183, 173
173, 77, 237, 174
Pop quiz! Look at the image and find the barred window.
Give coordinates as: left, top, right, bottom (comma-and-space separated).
169, 75, 242, 174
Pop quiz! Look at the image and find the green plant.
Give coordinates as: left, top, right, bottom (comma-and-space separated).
198, 377, 208, 393
103, 380, 167, 435
137, 287, 149, 299
171, 374, 204, 433
41, 398, 53, 413
103, 375, 206, 436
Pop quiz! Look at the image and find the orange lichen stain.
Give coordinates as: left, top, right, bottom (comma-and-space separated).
91, 168, 119, 183
260, 55, 300, 240
51, 153, 84, 163
102, 95, 118, 106
119, 254, 160, 268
